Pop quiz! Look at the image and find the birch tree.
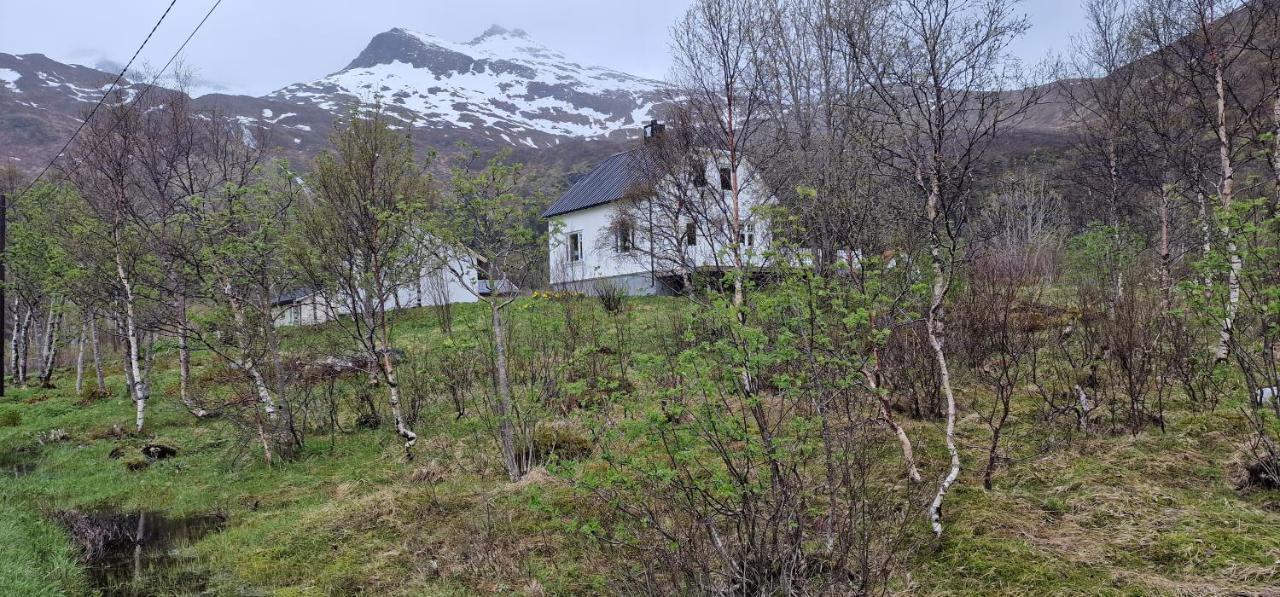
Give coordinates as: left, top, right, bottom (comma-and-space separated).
850, 0, 1041, 536
293, 106, 428, 459
1063, 0, 1144, 304
671, 0, 768, 311
6, 183, 74, 388
1136, 0, 1272, 362
426, 151, 546, 482
62, 93, 168, 432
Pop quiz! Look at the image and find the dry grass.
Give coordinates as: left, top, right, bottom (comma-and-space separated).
911, 404, 1280, 595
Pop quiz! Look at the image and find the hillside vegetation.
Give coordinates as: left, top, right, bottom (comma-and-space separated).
2, 295, 1278, 595
3, 0, 1280, 594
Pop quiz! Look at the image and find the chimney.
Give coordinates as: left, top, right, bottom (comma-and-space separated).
642, 119, 665, 144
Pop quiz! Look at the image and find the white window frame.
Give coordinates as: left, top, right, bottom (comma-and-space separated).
616, 221, 634, 254
568, 231, 583, 263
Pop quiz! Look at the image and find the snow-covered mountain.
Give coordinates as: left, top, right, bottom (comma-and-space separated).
0, 25, 668, 172
271, 25, 668, 148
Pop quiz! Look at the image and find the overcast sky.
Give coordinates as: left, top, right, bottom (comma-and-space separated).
0, 0, 1086, 96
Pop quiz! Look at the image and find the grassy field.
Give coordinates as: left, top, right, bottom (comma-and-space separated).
2, 295, 1278, 595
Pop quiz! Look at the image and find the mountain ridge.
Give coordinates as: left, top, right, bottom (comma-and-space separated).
0, 25, 664, 173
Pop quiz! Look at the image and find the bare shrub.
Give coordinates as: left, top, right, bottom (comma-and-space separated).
593, 281, 627, 316
880, 321, 943, 419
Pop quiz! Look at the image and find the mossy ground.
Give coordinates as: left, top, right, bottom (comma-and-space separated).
2, 296, 1277, 595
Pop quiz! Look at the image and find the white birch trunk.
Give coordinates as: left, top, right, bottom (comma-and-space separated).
1273, 96, 1280, 187
1158, 185, 1172, 312
1213, 62, 1239, 362
491, 300, 520, 480
247, 364, 277, 421
9, 305, 28, 384
175, 283, 204, 417
75, 324, 86, 395
924, 180, 961, 538
89, 312, 105, 391
38, 306, 62, 387
1107, 138, 1124, 306
380, 346, 416, 457
1074, 384, 1092, 434
1196, 187, 1214, 293
14, 305, 33, 385
865, 357, 923, 483
221, 279, 276, 420
116, 249, 149, 433
36, 307, 54, 378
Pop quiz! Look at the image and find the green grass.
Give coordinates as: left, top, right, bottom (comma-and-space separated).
2, 294, 1279, 595
0, 495, 87, 596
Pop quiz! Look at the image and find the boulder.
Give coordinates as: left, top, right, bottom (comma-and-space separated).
141, 444, 178, 460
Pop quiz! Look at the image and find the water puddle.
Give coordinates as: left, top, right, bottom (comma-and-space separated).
0, 447, 38, 476
54, 509, 227, 596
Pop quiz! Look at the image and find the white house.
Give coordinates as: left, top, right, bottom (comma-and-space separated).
273, 252, 485, 326
543, 121, 774, 295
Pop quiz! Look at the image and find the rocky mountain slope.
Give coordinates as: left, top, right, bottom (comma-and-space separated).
0, 25, 665, 173
271, 26, 667, 146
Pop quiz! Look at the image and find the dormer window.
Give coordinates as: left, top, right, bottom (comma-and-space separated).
719, 167, 732, 191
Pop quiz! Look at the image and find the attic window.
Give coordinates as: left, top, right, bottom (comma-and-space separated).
719, 167, 732, 191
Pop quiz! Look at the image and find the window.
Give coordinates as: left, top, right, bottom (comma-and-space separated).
476, 256, 490, 281
616, 221, 634, 253
690, 166, 707, 188
719, 167, 732, 191
738, 224, 755, 247
568, 232, 583, 263
685, 221, 697, 246
291, 305, 301, 322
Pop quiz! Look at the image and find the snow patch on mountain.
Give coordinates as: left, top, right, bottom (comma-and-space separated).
0, 68, 22, 91
269, 25, 667, 144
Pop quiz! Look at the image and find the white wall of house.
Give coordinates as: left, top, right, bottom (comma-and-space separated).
274, 293, 334, 327
549, 202, 657, 291
547, 156, 774, 294
391, 254, 480, 310
274, 254, 482, 327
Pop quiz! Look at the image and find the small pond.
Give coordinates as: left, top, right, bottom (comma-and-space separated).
0, 446, 38, 476
54, 509, 227, 596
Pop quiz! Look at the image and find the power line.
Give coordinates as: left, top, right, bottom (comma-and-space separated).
45, 0, 226, 195
16, 0, 180, 197
115, 0, 225, 129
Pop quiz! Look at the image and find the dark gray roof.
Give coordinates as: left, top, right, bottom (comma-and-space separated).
271, 287, 319, 306
542, 149, 652, 218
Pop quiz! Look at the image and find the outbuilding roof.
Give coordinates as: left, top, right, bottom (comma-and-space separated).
542, 149, 652, 218
271, 287, 319, 306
